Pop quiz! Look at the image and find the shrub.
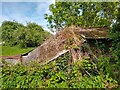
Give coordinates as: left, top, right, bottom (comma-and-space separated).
1, 53, 118, 88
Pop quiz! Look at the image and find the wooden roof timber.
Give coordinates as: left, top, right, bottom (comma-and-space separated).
73, 26, 109, 39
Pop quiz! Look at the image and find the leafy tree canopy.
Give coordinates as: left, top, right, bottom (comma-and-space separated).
1, 21, 51, 48
45, 2, 119, 31
110, 6, 120, 70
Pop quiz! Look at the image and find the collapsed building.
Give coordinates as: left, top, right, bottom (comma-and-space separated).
21, 25, 109, 65
1, 25, 110, 65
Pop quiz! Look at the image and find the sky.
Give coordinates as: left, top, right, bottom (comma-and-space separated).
0, 0, 55, 32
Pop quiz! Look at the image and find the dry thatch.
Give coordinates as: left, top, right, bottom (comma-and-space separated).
22, 25, 109, 64
78, 27, 109, 39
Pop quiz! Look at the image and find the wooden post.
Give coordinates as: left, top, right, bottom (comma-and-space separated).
19, 54, 22, 63
70, 49, 77, 63
69, 48, 83, 63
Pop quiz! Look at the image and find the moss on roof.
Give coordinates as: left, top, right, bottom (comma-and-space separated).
22, 25, 109, 64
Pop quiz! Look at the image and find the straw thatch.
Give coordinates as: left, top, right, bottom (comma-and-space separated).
22, 25, 109, 64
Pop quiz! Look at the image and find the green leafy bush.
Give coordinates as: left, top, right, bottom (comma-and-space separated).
1, 21, 51, 48
1, 53, 118, 88
109, 7, 120, 85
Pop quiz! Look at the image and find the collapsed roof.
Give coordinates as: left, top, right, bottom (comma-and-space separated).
22, 25, 109, 64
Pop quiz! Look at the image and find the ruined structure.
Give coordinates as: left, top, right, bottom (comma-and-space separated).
21, 25, 109, 65
1, 25, 109, 65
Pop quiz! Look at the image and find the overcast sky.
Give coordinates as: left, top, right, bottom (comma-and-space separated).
0, 0, 55, 31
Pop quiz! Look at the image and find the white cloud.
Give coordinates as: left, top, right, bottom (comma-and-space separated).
1, 15, 11, 21
0, 1, 55, 33
0, 15, 11, 26
36, 2, 48, 15
35, 0, 55, 15
1, 8, 36, 26
0, 3, 2, 15
52, 0, 55, 4
35, 1, 53, 15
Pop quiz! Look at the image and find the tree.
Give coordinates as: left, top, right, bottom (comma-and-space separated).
1, 21, 24, 46
109, 4, 120, 57
1, 21, 51, 48
45, 2, 118, 31
14, 22, 51, 48
109, 5, 120, 84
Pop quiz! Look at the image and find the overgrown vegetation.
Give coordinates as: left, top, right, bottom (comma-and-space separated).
1, 21, 51, 48
45, 2, 118, 30
1, 2, 120, 89
109, 6, 120, 85
1, 53, 118, 88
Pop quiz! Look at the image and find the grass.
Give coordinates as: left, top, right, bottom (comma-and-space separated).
1, 46, 34, 56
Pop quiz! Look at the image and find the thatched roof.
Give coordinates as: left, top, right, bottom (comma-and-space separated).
79, 27, 109, 39
22, 25, 109, 64
72, 26, 109, 39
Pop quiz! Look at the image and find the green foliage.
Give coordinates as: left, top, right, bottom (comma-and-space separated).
45, 2, 118, 30
110, 7, 120, 57
1, 21, 24, 46
109, 6, 120, 84
1, 2, 119, 89
1, 53, 118, 88
1, 21, 51, 48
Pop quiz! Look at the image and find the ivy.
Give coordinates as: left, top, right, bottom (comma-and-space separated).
1, 52, 118, 88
